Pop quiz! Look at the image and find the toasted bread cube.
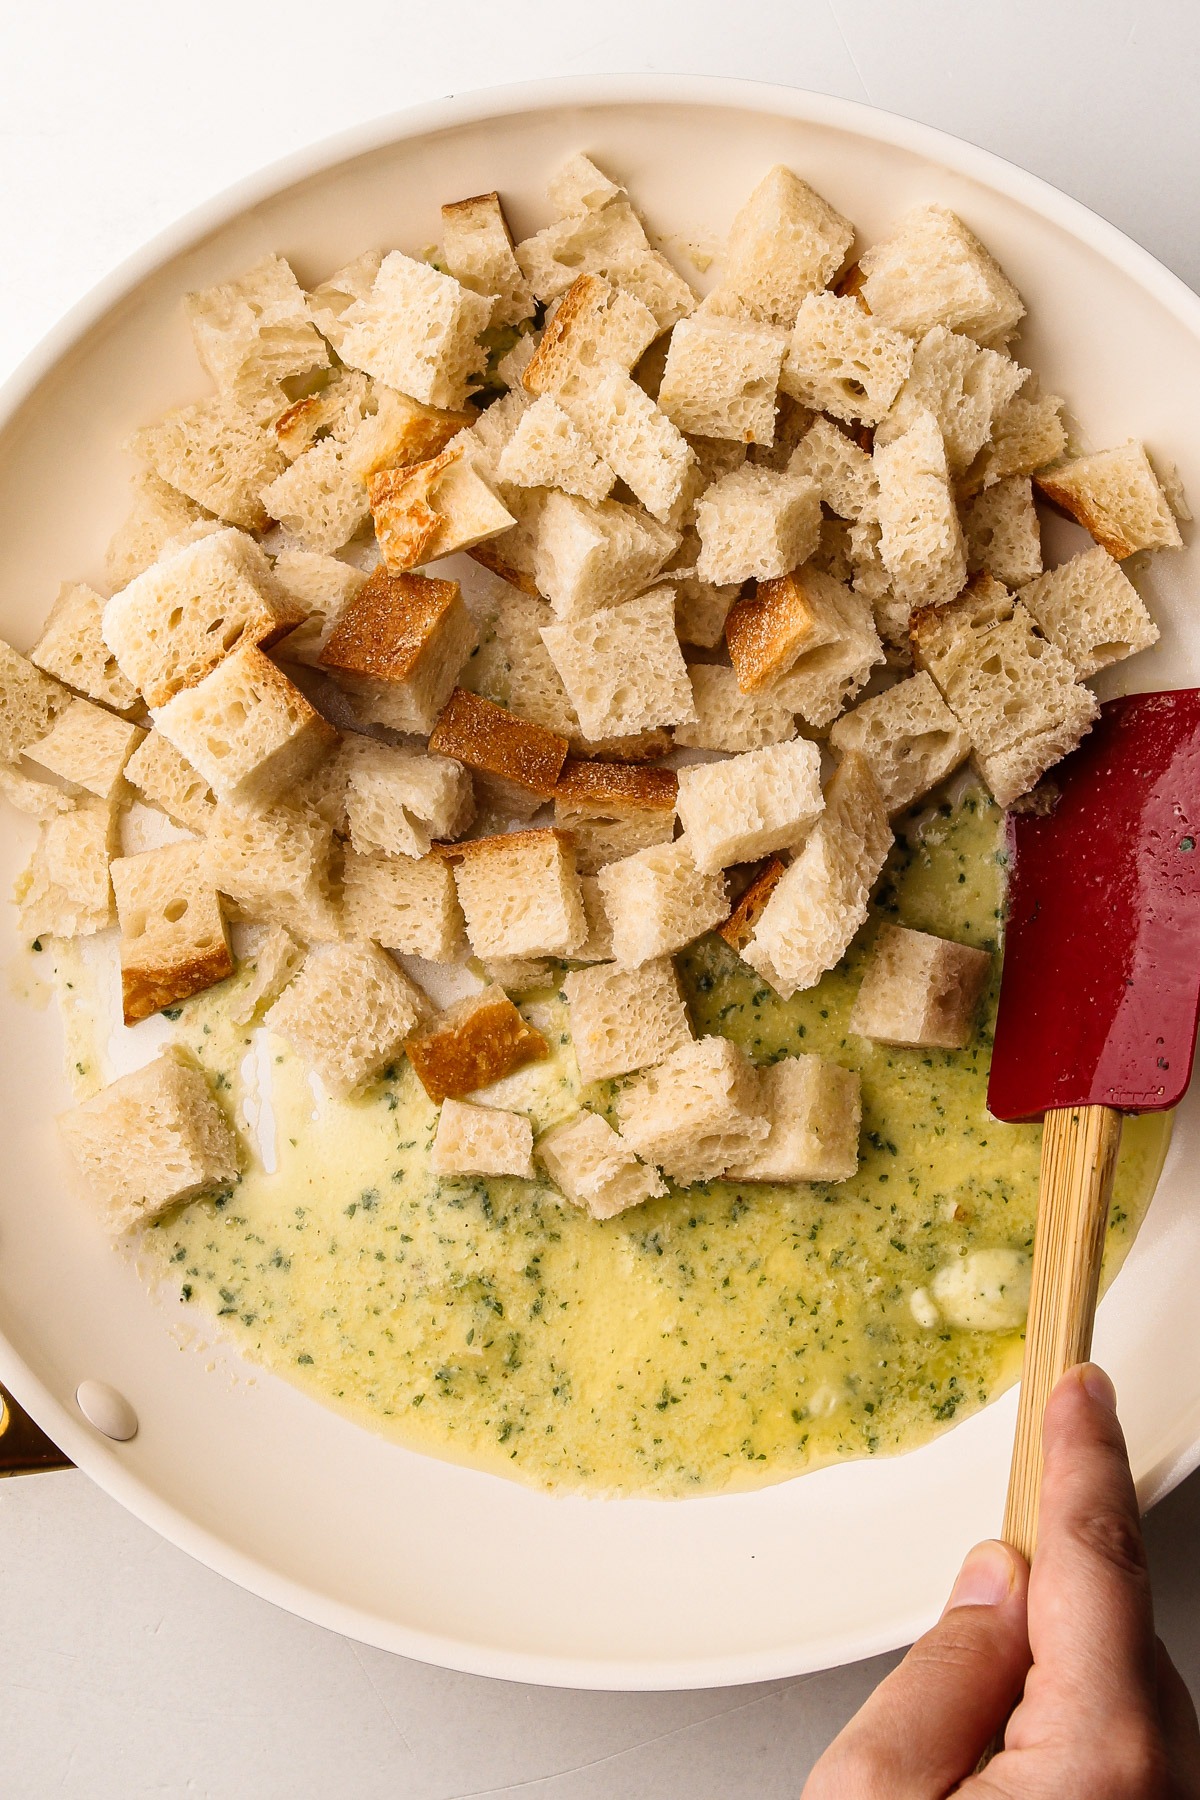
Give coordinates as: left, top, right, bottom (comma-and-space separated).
272, 550, 367, 666
563, 957, 693, 1085
744, 753, 892, 999
338, 251, 493, 408
717, 167, 854, 324
429, 689, 568, 798
266, 942, 427, 1097
694, 465, 821, 587
491, 592, 581, 740
961, 392, 1068, 495
1035, 441, 1182, 559
227, 924, 303, 1027
111, 841, 233, 1024
553, 758, 678, 874
185, 253, 328, 420
522, 274, 660, 403
829, 671, 970, 813
718, 854, 789, 951
963, 476, 1043, 589
1018, 547, 1159, 678
306, 250, 385, 351
259, 439, 369, 554
341, 385, 475, 484
878, 327, 1026, 475
851, 923, 991, 1049
675, 664, 796, 754
546, 154, 624, 216
203, 801, 339, 942
102, 527, 303, 708
105, 472, 209, 589
430, 1097, 535, 1178
537, 1109, 666, 1220
875, 411, 968, 614
726, 565, 843, 694
615, 1035, 768, 1184
369, 446, 515, 573
15, 799, 117, 940
447, 828, 587, 958
128, 395, 286, 532
59, 1049, 238, 1233
673, 571, 741, 650
153, 645, 338, 810
27, 697, 143, 800
764, 578, 884, 731
726, 1055, 861, 1182
124, 731, 215, 833
532, 491, 678, 620
341, 739, 473, 858
789, 418, 880, 522
858, 205, 1025, 345
541, 587, 694, 742
342, 849, 465, 961
657, 313, 787, 446
783, 293, 913, 426
514, 199, 695, 329
0, 638, 71, 763
30, 583, 139, 715
577, 372, 695, 524
440, 192, 535, 328
497, 394, 615, 502
272, 367, 372, 461
318, 568, 477, 734
676, 738, 824, 873
407, 987, 549, 1103
912, 574, 1098, 807
597, 840, 727, 970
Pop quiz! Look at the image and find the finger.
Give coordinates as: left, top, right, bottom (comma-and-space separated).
802, 1540, 1030, 1799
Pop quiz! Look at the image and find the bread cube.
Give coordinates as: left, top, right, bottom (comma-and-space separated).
318, 568, 476, 735
724, 564, 840, 693
717, 854, 789, 952
851, 923, 991, 1049
342, 849, 465, 961
912, 574, 1098, 807
717, 167, 854, 324
541, 587, 695, 741
765, 579, 884, 731
103, 527, 303, 708
59, 1049, 238, 1233
725, 1055, 861, 1183
227, 924, 303, 1027
203, 801, 339, 942
339, 251, 493, 408
128, 395, 286, 532
111, 841, 233, 1024
546, 154, 624, 216
185, 253, 328, 420
532, 491, 678, 620
491, 592, 581, 741
553, 758, 677, 875
30, 583, 139, 715
878, 327, 1026, 476
597, 840, 727, 970
368, 446, 515, 574
514, 198, 695, 329
963, 476, 1043, 589
272, 367, 372, 462
154, 644, 338, 810
1035, 441, 1182, 559
537, 1109, 666, 1220
306, 250, 385, 352
440, 191, 534, 328
341, 385, 475, 485
27, 698, 144, 800
874, 411, 968, 614
271, 550, 367, 666
576, 874, 615, 962
341, 738, 473, 859
0, 764, 74, 821
744, 753, 892, 999
15, 799, 117, 940
694, 465, 821, 587
0, 638, 71, 763
429, 688, 568, 799
478, 957, 557, 994
657, 313, 787, 447
105, 472, 209, 589
961, 392, 1067, 495
673, 571, 741, 650
447, 828, 587, 958
615, 1035, 769, 1184
1019, 546, 1159, 679
496, 394, 614, 503
789, 418, 879, 521
858, 205, 1025, 345
571, 372, 693, 524
430, 1097, 534, 1179
563, 956, 693, 1085
829, 671, 970, 813
266, 942, 427, 1097
783, 293, 913, 426
407, 987, 549, 1103
676, 738, 824, 873
674, 664, 796, 754
259, 439, 369, 555
124, 730, 215, 833
523, 273, 659, 402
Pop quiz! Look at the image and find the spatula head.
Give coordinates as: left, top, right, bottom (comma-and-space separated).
989, 689, 1200, 1123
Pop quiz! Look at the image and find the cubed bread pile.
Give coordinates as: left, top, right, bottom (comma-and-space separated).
3, 155, 1184, 1235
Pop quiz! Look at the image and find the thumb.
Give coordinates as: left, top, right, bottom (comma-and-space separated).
804, 1540, 1031, 1799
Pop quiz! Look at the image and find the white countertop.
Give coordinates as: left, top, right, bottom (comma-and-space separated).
2, 2, 1198, 1793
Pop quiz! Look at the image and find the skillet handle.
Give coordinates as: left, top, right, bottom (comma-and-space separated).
0, 1384, 72, 1476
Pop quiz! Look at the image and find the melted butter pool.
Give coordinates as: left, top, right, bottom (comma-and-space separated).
146, 788, 1169, 1496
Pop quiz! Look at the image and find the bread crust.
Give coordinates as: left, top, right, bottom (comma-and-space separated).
718, 854, 790, 950
429, 689, 568, 795
122, 941, 235, 1027
725, 571, 820, 693
407, 988, 549, 1103
319, 568, 462, 684
553, 758, 677, 816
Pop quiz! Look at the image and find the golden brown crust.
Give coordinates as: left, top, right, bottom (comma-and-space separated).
435, 825, 573, 863
441, 191, 517, 250
318, 568, 462, 684
573, 727, 675, 764
407, 988, 549, 1103
1033, 470, 1134, 560
553, 758, 678, 816
725, 571, 821, 693
121, 942, 235, 1027
466, 540, 542, 597
429, 689, 567, 795
355, 400, 475, 483
834, 262, 871, 312
522, 273, 609, 397
367, 447, 461, 572
717, 855, 790, 951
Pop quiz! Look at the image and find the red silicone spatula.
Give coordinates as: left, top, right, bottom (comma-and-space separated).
988, 687, 1200, 1560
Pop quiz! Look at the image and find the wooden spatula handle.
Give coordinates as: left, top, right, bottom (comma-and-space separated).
1002, 1103, 1124, 1561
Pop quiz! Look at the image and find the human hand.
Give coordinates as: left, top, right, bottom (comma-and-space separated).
803, 1364, 1200, 1798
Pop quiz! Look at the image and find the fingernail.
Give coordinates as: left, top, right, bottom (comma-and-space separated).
1079, 1363, 1117, 1412
945, 1541, 1017, 1611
